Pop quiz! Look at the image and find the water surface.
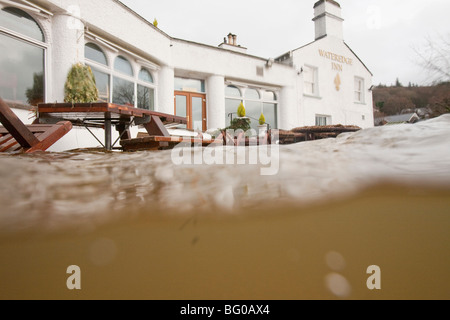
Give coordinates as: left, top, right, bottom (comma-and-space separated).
0, 115, 449, 299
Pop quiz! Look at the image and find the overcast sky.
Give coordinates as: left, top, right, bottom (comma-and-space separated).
119, 0, 450, 86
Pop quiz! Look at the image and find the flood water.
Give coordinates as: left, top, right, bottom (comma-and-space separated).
0, 115, 449, 300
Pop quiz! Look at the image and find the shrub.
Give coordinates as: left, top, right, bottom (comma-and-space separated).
227, 117, 251, 132
259, 113, 266, 125
237, 102, 246, 118
64, 63, 98, 103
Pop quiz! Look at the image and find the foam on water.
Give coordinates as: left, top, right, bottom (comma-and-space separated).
1, 114, 450, 231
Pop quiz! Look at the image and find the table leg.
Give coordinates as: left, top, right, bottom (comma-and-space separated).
105, 112, 112, 151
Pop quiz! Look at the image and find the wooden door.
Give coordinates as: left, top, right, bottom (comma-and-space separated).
174, 91, 207, 131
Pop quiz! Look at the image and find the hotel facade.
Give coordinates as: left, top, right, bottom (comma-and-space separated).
0, 0, 374, 150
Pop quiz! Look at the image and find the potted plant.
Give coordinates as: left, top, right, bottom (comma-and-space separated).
227, 102, 251, 133
64, 63, 98, 103
258, 112, 267, 137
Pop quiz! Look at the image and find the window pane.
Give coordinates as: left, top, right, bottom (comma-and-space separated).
304, 66, 317, 95
354, 78, 364, 102
85, 43, 108, 65
245, 88, 260, 100
175, 78, 204, 92
315, 116, 330, 126
225, 85, 241, 98
113, 76, 134, 106
175, 95, 187, 129
0, 33, 44, 106
92, 69, 110, 102
304, 66, 313, 82
137, 85, 154, 110
175, 95, 187, 117
139, 69, 153, 83
225, 98, 241, 125
263, 103, 278, 129
192, 96, 203, 131
245, 100, 262, 130
264, 91, 276, 101
114, 56, 133, 76
0, 7, 44, 42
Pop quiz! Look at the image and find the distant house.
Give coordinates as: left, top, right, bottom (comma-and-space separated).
375, 113, 420, 126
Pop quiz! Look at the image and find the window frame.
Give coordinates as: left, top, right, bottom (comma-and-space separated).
315, 114, 332, 126
303, 64, 319, 97
225, 84, 279, 129
0, 7, 48, 107
137, 68, 156, 110
354, 76, 365, 104
84, 41, 157, 109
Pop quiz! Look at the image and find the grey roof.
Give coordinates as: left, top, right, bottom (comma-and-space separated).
383, 113, 419, 123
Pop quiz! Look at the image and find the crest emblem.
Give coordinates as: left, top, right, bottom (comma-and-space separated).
334, 73, 341, 91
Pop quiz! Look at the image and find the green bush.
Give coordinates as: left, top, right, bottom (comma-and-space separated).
64, 63, 98, 103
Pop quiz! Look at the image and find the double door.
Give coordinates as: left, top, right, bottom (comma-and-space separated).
174, 91, 207, 131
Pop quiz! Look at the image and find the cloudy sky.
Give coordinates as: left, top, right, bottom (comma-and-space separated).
119, 0, 450, 86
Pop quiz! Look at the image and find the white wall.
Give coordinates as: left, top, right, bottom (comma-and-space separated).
293, 36, 374, 128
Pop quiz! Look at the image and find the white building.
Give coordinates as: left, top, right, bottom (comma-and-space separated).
0, 0, 374, 151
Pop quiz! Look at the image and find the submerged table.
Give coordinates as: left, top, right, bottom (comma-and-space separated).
37, 103, 187, 150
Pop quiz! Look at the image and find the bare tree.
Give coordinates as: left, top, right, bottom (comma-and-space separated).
414, 33, 450, 84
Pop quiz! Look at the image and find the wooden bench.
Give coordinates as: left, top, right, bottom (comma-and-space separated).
120, 129, 272, 152
0, 98, 72, 153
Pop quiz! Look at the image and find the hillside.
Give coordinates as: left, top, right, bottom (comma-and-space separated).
373, 82, 450, 120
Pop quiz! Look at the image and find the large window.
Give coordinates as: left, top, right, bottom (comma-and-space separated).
303, 65, 318, 96
137, 69, 155, 110
113, 55, 135, 106
225, 85, 243, 126
225, 85, 278, 130
84, 42, 156, 110
85, 43, 110, 102
354, 77, 365, 103
0, 7, 46, 107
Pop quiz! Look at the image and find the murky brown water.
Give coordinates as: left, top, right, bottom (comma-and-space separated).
0, 115, 449, 299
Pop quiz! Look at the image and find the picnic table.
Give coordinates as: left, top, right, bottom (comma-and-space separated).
37, 103, 187, 151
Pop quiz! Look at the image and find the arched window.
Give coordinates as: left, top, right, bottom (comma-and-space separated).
85, 43, 108, 66
245, 88, 260, 100
114, 56, 133, 76
225, 85, 241, 98
84, 42, 157, 108
0, 7, 46, 107
137, 68, 155, 110
85, 42, 110, 102
139, 69, 153, 83
113, 56, 134, 106
0, 7, 44, 41
263, 91, 276, 101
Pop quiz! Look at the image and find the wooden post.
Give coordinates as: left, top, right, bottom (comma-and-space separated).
143, 115, 170, 137
104, 112, 112, 151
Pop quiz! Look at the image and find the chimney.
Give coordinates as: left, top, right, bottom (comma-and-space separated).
312, 0, 344, 40
219, 34, 248, 54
